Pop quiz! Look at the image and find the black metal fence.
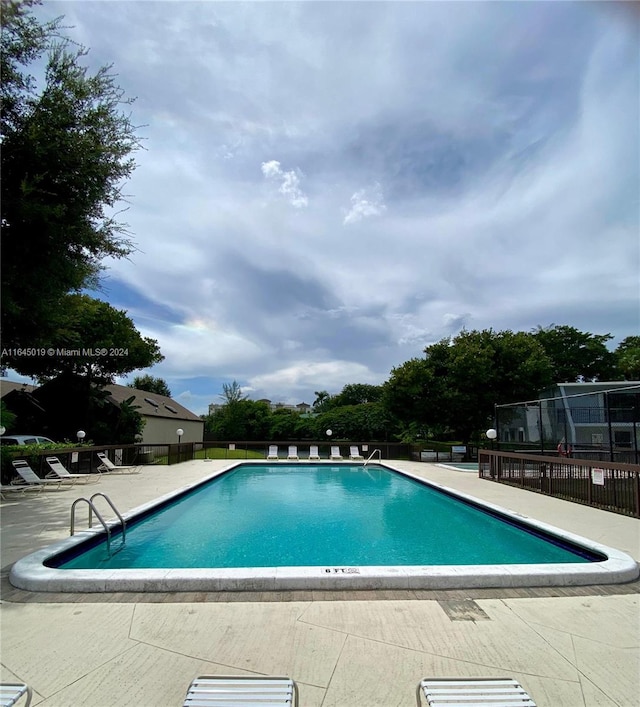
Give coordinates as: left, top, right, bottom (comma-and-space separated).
2, 440, 417, 483
479, 449, 640, 518
1, 443, 166, 484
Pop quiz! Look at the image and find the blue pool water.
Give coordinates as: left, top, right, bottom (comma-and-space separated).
51, 464, 600, 570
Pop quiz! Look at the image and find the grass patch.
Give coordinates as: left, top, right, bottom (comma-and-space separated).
196, 448, 265, 460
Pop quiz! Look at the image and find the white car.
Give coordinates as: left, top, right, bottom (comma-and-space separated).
0, 434, 56, 446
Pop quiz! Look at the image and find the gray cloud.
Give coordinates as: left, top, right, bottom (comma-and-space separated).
31, 1, 639, 413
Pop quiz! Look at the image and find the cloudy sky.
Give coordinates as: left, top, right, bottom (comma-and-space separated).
29, 1, 640, 414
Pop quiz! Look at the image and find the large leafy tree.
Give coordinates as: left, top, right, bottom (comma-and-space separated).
384, 330, 553, 443
532, 325, 617, 382
331, 383, 383, 407
205, 382, 264, 440
2, 294, 163, 383
32, 373, 145, 444
383, 357, 441, 438
1, 1, 141, 348
316, 402, 391, 441
128, 374, 171, 397
205, 399, 272, 440
614, 336, 640, 380
439, 330, 553, 440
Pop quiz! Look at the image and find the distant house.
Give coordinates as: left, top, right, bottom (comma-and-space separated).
106, 384, 203, 444
1, 379, 203, 445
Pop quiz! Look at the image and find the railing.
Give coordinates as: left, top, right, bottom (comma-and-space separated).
363, 449, 382, 465
479, 450, 640, 518
70, 493, 126, 557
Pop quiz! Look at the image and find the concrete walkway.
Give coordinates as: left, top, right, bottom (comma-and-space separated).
1, 460, 638, 706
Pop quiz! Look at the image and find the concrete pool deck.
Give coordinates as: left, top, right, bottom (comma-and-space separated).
1, 459, 639, 706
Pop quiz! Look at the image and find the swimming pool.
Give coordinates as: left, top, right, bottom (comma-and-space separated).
10, 462, 639, 592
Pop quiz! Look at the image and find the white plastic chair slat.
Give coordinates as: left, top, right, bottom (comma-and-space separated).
185, 702, 290, 707
0, 683, 31, 707
422, 680, 523, 687
424, 701, 534, 707
188, 688, 292, 695
428, 688, 530, 694
418, 677, 536, 707
184, 677, 295, 706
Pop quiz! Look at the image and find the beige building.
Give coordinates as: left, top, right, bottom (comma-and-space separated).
105, 384, 204, 444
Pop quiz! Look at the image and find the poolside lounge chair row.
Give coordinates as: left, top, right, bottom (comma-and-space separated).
0, 676, 537, 707
181, 675, 537, 706
1, 453, 142, 499
267, 445, 366, 461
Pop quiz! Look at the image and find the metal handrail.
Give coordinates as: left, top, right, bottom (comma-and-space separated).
363, 449, 382, 466
70, 493, 126, 557
89, 492, 126, 544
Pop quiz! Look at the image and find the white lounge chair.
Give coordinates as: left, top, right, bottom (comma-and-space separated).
0, 484, 43, 499
11, 460, 66, 490
267, 445, 279, 460
287, 445, 299, 460
416, 677, 536, 706
46, 456, 100, 484
349, 446, 364, 461
329, 446, 343, 460
184, 675, 298, 706
96, 451, 141, 474
308, 445, 320, 461
0, 683, 32, 707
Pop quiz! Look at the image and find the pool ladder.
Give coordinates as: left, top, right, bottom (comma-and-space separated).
70, 493, 126, 558
363, 449, 382, 466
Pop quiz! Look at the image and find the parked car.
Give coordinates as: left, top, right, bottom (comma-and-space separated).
0, 434, 56, 446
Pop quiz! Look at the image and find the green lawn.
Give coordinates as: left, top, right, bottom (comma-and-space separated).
195, 448, 265, 460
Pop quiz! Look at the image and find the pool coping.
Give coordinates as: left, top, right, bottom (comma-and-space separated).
9, 461, 639, 592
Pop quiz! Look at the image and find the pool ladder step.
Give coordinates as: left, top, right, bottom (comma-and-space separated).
70, 493, 126, 558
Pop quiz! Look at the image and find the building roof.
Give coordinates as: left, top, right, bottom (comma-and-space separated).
0, 380, 37, 398
554, 381, 640, 388
105, 384, 202, 422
